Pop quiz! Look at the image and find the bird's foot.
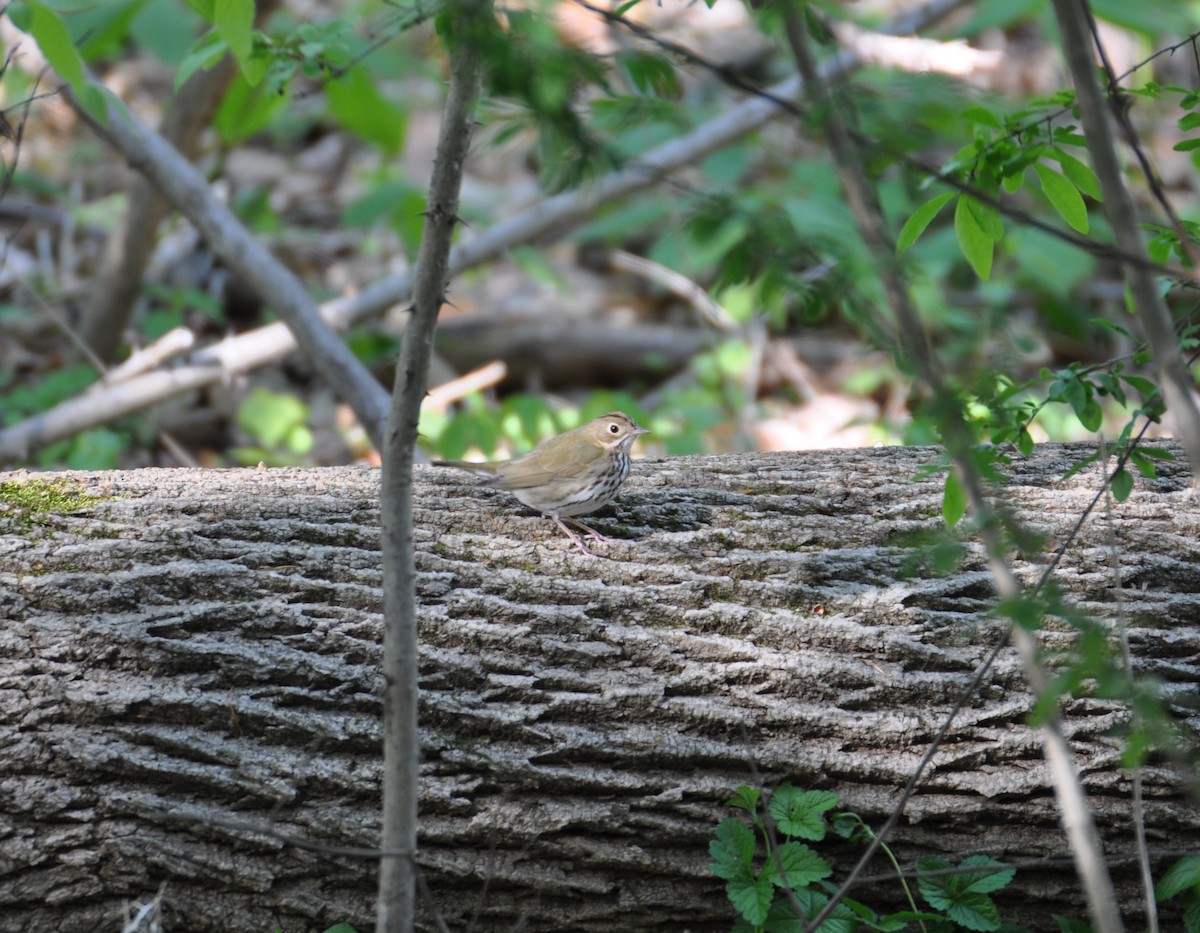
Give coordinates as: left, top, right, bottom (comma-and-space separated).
553, 517, 604, 557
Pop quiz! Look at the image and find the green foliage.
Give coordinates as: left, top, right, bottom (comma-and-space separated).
1157, 852, 1200, 932
0, 362, 132, 469
326, 65, 406, 156
915, 855, 1014, 931
9, 0, 108, 120
233, 386, 314, 466
711, 784, 1017, 932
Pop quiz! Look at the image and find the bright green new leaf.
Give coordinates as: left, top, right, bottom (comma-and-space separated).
174, 31, 228, 91
960, 105, 1002, 129
23, 2, 108, 123
237, 387, 308, 448
1052, 149, 1102, 200
1111, 466, 1134, 502
897, 192, 955, 252
1035, 163, 1089, 233
1178, 112, 1200, 131
965, 194, 1004, 241
327, 65, 406, 156
186, 0, 216, 17
954, 196, 993, 281
213, 0, 253, 65
25, 1, 85, 86
1129, 450, 1157, 479
943, 469, 966, 527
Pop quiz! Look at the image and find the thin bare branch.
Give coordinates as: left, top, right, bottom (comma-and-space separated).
62, 80, 390, 450
377, 1, 486, 930
1050, 0, 1200, 486
780, 8, 1122, 931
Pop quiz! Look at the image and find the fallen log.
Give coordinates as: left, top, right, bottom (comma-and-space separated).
0, 442, 1195, 931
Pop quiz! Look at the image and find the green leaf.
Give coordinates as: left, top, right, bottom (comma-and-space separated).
1051, 148, 1102, 200
917, 856, 1003, 931
22, 1, 107, 123
66, 428, 125, 470
237, 387, 308, 448
966, 194, 1004, 240
728, 785, 761, 814
760, 841, 831, 889
727, 871, 774, 925
956, 855, 1015, 894
1078, 395, 1103, 432
1173, 138, 1200, 152
327, 65, 407, 156
709, 819, 756, 879
1157, 854, 1200, 901
960, 104, 1002, 128
1035, 163, 1089, 233
1121, 374, 1159, 398
174, 30, 228, 91
897, 192, 955, 252
1128, 449, 1156, 479
954, 196, 993, 281
213, 0, 253, 65
768, 786, 838, 840
1017, 428, 1034, 456
214, 68, 291, 143
945, 891, 1000, 930
943, 469, 966, 528
1111, 466, 1134, 502
25, 1, 85, 86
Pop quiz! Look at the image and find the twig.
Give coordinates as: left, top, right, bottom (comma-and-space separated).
1050, 0, 1200, 486
424, 360, 507, 412
377, 1, 485, 929
62, 76, 390, 450
97, 327, 197, 387
1100, 438, 1158, 933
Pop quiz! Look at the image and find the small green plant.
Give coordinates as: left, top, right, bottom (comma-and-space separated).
1155, 852, 1200, 931
710, 783, 1017, 932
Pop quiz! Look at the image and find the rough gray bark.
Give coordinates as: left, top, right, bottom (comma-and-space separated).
0, 442, 1197, 932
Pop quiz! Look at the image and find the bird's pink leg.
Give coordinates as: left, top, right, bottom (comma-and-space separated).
551, 517, 599, 557
562, 516, 612, 543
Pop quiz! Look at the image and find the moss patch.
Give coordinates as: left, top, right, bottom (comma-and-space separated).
0, 478, 105, 524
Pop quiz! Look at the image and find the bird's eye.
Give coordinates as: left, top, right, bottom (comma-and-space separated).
609, 423, 619, 434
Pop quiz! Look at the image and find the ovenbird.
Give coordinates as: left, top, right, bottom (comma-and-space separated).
432, 411, 650, 557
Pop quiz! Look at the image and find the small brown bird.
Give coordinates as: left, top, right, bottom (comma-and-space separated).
433, 411, 650, 557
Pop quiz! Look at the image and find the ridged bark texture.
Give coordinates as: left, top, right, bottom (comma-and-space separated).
0, 443, 1196, 931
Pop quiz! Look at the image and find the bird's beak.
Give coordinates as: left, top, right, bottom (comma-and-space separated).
634, 425, 651, 437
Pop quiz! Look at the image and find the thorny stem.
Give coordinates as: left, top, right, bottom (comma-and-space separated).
781, 5, 1122, 931
377, 2, 486, 931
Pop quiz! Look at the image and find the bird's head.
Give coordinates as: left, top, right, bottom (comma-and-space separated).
586, 412, 651, 452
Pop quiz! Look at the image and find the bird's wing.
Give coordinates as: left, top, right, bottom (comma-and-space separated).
489, 438, 595, 489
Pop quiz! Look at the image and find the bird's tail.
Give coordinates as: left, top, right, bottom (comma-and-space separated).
431, 459, 499, 476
